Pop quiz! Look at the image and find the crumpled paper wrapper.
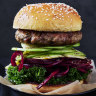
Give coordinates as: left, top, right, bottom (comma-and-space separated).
0, 60, 96, 95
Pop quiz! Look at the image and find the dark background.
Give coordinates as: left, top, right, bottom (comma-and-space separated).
0, 1, 96, 96
0, 0, 96, 65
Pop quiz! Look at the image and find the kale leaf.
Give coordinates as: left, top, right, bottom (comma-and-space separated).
7, 66, 46, 84
7, 65, 91, 85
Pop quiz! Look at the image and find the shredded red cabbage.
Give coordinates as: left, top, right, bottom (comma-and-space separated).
23, 64, 33, 69
77, 68, 87, 73
11, 51, 24, 72
23, 58, 92, 73
56, 66, 69, 77
24, 58, 58, 65
37, 69, 59, 89
45, 59, 63, 67
11, 51, 92, 73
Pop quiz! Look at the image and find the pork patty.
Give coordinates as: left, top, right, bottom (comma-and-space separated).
15, 29, 82, 46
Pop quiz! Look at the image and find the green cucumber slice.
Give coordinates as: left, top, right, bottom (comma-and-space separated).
11, 47, 50, 52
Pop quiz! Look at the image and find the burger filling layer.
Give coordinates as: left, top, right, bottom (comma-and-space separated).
6, 43, 92, 89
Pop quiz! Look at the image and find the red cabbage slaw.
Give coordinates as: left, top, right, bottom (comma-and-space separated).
11, 51, 24, 71
37, 69, 60, 89
11, 51, 93, 89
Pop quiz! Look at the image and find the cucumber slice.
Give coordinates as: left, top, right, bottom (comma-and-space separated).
21, 43, 80, 49
64, 52, 86, 59
24, 51, 86, 59
43, 43, 80, 49
72, 43, 80, 47
26, 53, 86, 59
64, 54, 86, 59
11, 47, 50, 52
32, 54, 64, 59
25, 53, 47, 58
12, 42, 85, 59
49, 49, 75, 54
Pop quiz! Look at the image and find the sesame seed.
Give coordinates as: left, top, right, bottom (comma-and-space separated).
48, 14, 50, 16
70, 10, 73, 13
66, 12, 70, 14
52, 11, 54, 14
68, 16, 70, 18
46, 7, 49, 9
34, 6, 37, 9
23, 9, 25, 11
29, 7, 32, 12
60, 8, 62, 10
46, 19, 49, 21
36, 17, 38, 20
42, 8, 44, 10
52, 6, 54, 9
71, 19, 72, 21
65, 10, 67, 12
26, 7, 28, 11
32, 16, 34, 18
53, 18, 56, 20
30, 7, 32, 10
56, 16, 59, 18
45, 14, 47, 15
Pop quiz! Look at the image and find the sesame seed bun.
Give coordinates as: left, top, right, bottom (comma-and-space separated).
28, 80, 84, 93
13, 3, 82, 32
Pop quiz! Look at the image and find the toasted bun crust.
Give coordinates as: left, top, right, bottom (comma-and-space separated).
29, 80, 84, 93
13, 3, 82, 32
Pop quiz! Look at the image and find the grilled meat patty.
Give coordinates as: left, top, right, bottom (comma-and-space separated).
15, 29, 82, 46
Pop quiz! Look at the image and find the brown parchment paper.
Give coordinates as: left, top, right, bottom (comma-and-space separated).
0, 60, 96, 95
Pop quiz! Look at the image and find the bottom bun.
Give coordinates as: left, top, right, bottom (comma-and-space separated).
30, 80, 84, 93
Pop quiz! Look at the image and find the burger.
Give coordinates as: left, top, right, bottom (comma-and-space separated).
5, 3, 93, 93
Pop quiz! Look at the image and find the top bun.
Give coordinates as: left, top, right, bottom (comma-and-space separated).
13, 3, 82, 32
